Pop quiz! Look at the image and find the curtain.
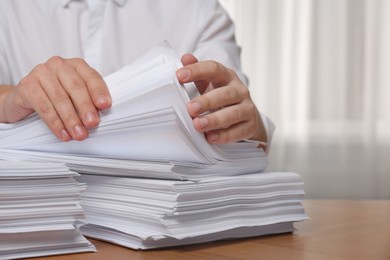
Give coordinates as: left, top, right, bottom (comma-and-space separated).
219, 0, 390, 199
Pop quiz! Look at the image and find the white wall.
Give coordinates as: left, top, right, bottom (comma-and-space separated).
220, 0, 390, 199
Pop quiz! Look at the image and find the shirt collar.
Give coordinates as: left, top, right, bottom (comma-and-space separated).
61, 0, 127, 8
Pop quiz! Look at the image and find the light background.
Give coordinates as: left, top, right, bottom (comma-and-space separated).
220, 0, 390, 199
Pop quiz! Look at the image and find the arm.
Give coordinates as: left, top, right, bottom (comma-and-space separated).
0, 56, 112, 141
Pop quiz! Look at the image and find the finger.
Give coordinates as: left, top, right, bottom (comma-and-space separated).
35, 63, 88, 141
192, 103, 252, 132
205, 120, 257, 144
69, 58, 112, 110
187, 85, 243, 117
57, 62, 100, 128
176, 60, 236, 87
22, 81, 72, 142
178, 54, 210, 93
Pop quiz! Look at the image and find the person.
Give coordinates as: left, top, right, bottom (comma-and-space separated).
0, 0, 273, 151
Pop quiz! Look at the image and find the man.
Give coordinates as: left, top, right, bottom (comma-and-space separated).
0, 0, 272, 150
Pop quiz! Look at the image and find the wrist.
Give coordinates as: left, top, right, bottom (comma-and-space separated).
249, 109, 269, 151
0, 85, 15, 122
0, 85, 32, 123
250, 109, 267, 142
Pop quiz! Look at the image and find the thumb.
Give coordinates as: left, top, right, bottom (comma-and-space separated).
181, 53, 198, 66
178, 54, 210, 94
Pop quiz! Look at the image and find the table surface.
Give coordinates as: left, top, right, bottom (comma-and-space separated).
27, 200, 390, 260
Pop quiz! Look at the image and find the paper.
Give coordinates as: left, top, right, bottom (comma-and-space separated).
77, 172, 307, 249
0, 161, 95, 259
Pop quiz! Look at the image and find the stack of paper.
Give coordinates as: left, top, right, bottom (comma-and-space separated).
0, 148, 267, 180
0, 43, 266, 166
0, 161, 95, 259
0, 43, 268, 178
76, 172, 306, 249
0, 43, 307, 251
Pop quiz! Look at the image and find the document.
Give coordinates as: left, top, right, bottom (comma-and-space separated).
77, 172, 307, 249
0, 161, 95, 260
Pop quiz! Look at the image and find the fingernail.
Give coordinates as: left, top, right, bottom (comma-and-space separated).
176, 69, 190, 81
97, 94, 111, 107
85, 111, 98, 124
198, 117, 208, 129
209, 133, 219, 143
60, 129, 71, 141
74, 124, 87, 139
190, 101, 201, 114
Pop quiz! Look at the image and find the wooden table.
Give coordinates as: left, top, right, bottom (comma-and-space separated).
28, 200, 390, 260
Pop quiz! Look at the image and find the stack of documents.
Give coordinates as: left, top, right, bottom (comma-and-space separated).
0, 161, 95, 259
77, 172, 306, 249
0, 43, 307, 250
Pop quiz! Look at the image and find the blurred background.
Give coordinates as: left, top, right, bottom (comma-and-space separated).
220, 0, 390, 199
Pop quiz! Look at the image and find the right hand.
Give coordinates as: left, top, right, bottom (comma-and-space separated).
3, 56, 111, 141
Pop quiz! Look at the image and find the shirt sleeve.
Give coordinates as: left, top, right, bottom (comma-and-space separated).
191, 0, 248, 85
0, 11, 11, 85
0, 48, 9, 85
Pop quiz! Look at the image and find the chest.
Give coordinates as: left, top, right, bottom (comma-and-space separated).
2, 2, 197, 83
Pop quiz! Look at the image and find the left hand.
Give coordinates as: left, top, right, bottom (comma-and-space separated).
176, 54, 267, 145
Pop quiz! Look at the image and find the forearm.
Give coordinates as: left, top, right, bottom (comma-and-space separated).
0, 84, 14, 123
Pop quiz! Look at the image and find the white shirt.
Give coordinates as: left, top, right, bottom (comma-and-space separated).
84, 0, 107, 70
0, 0, 244, 83
0, 0, 275, 150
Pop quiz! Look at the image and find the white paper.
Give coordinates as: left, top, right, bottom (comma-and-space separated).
0, 161, 95, 259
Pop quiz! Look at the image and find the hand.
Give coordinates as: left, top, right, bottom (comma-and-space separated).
3, 56, 111, 141
176, 54, 267, 145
